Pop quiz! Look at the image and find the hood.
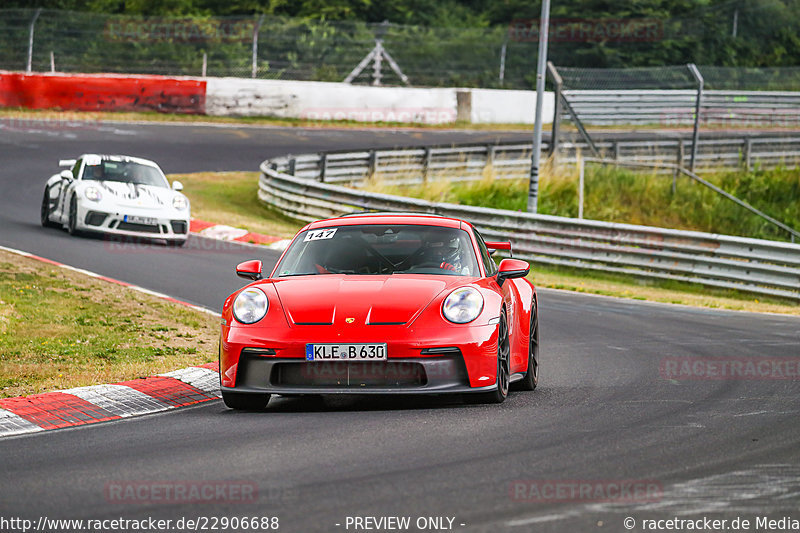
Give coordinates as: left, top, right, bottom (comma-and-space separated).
94, 181, 171, 208
270, 275, 467, 326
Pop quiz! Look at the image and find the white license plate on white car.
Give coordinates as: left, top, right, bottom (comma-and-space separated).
305, 343, 387, 361
124, 215, 158, 225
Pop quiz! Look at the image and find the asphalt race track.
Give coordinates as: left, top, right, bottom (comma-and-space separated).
1, 122, 800, 532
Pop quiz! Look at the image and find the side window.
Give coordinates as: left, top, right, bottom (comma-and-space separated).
473, 229, 498, 276
71, 159, 82, 180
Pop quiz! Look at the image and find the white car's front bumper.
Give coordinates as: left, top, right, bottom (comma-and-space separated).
75, 201, 190, 242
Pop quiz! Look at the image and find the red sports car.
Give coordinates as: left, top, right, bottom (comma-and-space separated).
219, 212, 539, 410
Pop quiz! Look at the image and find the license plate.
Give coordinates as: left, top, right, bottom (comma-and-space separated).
124, 215, 157, 225
305, 343, 387, 361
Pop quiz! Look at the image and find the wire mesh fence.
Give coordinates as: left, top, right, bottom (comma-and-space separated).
3, 8, 799, 90
0, 9, 538, 87
557, 65, 800, 92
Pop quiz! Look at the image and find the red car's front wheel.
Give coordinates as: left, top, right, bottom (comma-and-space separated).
222, 391, 271, 411
474, 308, 510, 404
514, 297, 539, 391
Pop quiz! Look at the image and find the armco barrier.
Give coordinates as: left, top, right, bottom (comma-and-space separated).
563, 90, 800, 127
275, 137, 800, 186
258, 151, 800, 301
0, 71, 206, 114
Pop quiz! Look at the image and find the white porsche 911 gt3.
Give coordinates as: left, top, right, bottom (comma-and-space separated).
41, 154, 190, 246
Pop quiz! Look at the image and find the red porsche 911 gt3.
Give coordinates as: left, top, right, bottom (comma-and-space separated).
219, 212, 539, 410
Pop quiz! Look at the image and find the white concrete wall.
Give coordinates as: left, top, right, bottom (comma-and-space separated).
471, 88, 554, 125
206, 77, 553, 125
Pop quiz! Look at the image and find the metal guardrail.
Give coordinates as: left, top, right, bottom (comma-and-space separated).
562, 90, 800, 127
276, 136, 800, 187
259, 152, 800, 301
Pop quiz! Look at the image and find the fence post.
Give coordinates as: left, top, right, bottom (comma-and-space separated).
499, 39, 507, 86
367, 150, 378, 180
547, 61, 563, 164
423, 147, 432, 183
612, 142, 620, 161
673, 139, 684, 194
485, 144, 495, 174
202, 53, 207, 77
687, 63, 704, 171
319, 153, 327, 182
578, 159, 585, 219
49, 51, 54, 72
251, 14, 264, 79
288, 157, 296, 176
27, 8, 42, 73
744, 138, 752, 171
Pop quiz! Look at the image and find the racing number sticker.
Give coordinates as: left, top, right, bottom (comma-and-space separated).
304, 228, 337, 242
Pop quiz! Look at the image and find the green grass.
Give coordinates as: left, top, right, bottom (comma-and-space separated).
0, 252, 219, 398
172, 171, 301, 238
369, 164, 800, 242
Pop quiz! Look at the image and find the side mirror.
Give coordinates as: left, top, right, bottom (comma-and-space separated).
496, 258, 529, 287
236, 260, 263, 281
172, 180, 184, 191
59, 170, 74, 181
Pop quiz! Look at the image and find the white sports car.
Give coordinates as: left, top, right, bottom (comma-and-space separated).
41, 154, 190, 246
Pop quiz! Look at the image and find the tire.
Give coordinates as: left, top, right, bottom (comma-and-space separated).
513, 297, 539, 392
222, 391, 271, 411
67, 194, 81, 236
40, 187, 58, 228
475, 308, 510, 404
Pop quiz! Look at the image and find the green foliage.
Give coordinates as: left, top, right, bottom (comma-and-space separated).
1, 0, 798, 80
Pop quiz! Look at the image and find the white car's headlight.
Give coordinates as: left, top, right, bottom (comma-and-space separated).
172, 195, 188, 211
233, 287, 268, 324
84, 186, 102, 202
442, 287, 484, 324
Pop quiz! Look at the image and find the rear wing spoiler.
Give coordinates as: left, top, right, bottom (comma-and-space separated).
59, 159, 76, 168
486, 241, 512, 258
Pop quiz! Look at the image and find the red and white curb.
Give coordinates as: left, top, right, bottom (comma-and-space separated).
0, 363, 221, 437
0, 218, 292, 438
0, 244, 230, 438
189, 219, 291, 250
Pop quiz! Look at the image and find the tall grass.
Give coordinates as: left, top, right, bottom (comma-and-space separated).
366, 163, 800, 242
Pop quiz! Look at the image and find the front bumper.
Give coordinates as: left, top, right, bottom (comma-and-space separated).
75, 201, 189, 241
220, 323, 502, 394
223, 354, 496, 395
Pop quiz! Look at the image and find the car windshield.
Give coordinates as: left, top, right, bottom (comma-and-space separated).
81, 160, 168, 188
275, 224, 481, 277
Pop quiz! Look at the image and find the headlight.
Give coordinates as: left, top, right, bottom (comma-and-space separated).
232, 287, 269, 324
172, 195, 188, 211
442, 287, 484, 324
84, 186, 102, 202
